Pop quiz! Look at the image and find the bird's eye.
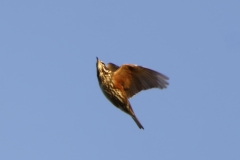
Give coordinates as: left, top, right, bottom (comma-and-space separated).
103, 65, 108, 70
101, 62, 106, 66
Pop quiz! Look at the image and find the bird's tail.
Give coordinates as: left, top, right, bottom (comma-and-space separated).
132, 115, 144, 130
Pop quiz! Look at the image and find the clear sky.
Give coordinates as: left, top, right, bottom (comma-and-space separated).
1, 0, 240, 160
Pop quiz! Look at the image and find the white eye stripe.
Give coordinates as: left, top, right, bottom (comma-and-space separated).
102, 65, 111, 73
102, 66, 108, 72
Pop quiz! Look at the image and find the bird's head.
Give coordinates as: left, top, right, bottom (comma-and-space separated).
96, 57, 110, 74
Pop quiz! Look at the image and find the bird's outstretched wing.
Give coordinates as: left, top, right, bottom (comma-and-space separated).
113, 64, 169, 98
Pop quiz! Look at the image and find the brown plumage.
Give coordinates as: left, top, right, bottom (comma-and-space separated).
96, 57, 169, 129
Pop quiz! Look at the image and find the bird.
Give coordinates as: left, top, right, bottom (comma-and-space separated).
96, 57, 169, 129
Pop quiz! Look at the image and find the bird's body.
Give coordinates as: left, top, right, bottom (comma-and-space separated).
96, 57, 169, 129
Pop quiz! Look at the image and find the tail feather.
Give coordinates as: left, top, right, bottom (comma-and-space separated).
132, 116, 144, 129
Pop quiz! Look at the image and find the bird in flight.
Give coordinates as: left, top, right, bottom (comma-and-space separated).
96, 57, 169, 129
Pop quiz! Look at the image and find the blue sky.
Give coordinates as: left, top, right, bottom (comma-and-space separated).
1, 0, 240, 159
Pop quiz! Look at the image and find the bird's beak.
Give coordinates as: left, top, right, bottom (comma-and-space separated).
96, 57, 98, 61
